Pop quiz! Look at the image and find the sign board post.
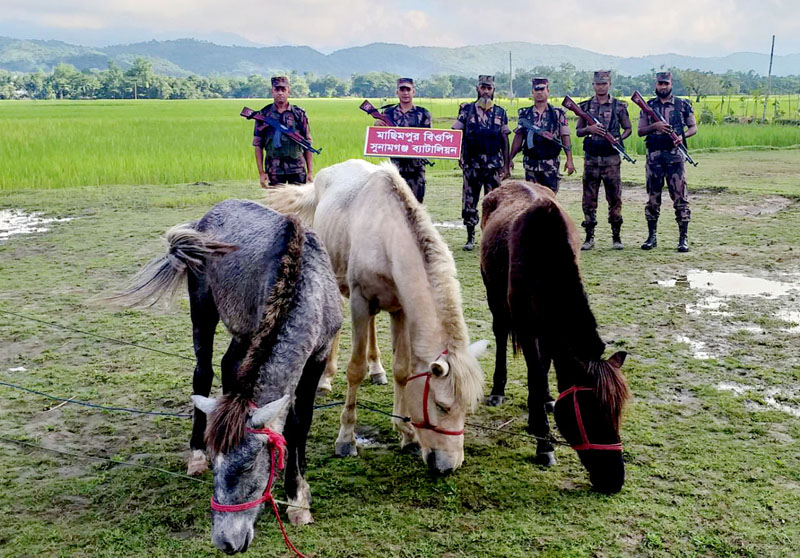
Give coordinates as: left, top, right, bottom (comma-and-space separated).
363, 127, 462, 160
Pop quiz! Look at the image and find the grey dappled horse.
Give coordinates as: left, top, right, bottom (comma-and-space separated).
114, 200, 341, 553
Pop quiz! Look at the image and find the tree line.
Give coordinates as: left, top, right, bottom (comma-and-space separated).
2, 58, 799, 101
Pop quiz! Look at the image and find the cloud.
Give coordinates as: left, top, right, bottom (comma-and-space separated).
0, 0, 798, 55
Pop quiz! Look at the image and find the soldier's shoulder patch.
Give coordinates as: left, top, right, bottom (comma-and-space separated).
616, 98, 628, 106
291, 105, 306, 115
260, 103, 273, 113
518, 106, 530, 116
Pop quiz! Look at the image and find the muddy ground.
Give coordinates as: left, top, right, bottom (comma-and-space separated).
1, 150, 799, 557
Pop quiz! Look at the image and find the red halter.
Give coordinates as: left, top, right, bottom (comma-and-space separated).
407, 356, 465, 437
209, 426, 306, 558
557, 386, 623, 451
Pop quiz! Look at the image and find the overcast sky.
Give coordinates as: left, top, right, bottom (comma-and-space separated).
1, 0, 798, 57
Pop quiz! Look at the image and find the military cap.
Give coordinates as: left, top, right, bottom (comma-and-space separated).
532, 77, 548, 90
593, 70, 611, 83
477, 75, 495, 86
656, 71, 672, 82
271, 76, 289, 87
397, 77, 414, 87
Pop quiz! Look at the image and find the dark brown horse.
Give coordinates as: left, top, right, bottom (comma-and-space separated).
480, 180, 630, 493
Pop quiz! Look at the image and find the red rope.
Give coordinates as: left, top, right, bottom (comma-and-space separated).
557, 386, 623, 452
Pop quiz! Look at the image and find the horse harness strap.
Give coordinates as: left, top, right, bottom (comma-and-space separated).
406, 350, 465, 436
209, 411, 307, 558
557, 386, 623, 451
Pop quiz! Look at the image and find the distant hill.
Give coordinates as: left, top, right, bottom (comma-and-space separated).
1, 36, 798, 77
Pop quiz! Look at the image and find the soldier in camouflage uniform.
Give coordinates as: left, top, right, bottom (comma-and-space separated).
575, 70, 632, 250
253, 76, 314, 187
638, 71, 697, 252
379, 77, 432, 202
509, 77, 575, 193
452, 75, 511, 251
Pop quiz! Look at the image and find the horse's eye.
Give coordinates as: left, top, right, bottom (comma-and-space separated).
435, 403, 450, 415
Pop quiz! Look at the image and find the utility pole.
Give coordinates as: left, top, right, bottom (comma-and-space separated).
509, 51, 513, 100
761, 35, 775, 123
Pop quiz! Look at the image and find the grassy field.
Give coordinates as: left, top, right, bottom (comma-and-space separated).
1, 98, 799, 191
1, 148, 799, 557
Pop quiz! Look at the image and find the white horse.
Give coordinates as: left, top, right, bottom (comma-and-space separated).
269, 159, 486, 473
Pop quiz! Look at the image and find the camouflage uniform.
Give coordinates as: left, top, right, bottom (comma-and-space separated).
515, 103, 569, 193
453, 83, 510, 228
253, 102, 311, 185
577, 94, 631, 230
640, 95, 695, 224
382, 102, 432, 202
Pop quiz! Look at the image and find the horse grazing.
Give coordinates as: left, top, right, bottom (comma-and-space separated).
480, 180, 630, 493
269, 159, 487, 474
111, 200, 342, 553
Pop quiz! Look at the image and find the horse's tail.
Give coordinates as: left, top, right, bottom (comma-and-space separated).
106, 223, 237, 308
508, 201, 604, 359
266, 182, 318, 227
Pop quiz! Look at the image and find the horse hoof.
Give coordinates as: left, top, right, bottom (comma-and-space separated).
534, 451, 556, 467
370, 373, 388, 385
334, 442, 358, 458
485, 395, 505, 407
544, 400, 555, 414
400, 442, 421, 456
316, 378, 333, 394
288, 508, 314, 526
187, 450, 208, 476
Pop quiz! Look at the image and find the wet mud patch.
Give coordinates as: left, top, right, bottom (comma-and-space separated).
0, 209, 74, 242
717, 381, 800, 418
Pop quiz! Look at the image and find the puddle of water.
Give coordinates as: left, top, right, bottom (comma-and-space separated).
355, 435, 383, 448
680, 270, 800, 298
7, 367, 27, 372
675, 335, 715, 360
717, 382, 800, 418
433, 221, 465, 230
776, 310, 800, 333
0, 209, 73, 241
685, 294, 730, 316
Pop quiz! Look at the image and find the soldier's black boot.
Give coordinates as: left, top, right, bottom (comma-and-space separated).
463, 226, 475, 251
641, 221, 658, 250
611, 223, 623, 250
677, 222, 689, 252
581, 226, 595, 251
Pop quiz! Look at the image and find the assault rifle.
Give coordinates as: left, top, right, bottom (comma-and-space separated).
630, 91, 696, 166
359, 100, 434, 166
240, 107, 322, 155
562, 96, 636, 164
517, 118, 570, 152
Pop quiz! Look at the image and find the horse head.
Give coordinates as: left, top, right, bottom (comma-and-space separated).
404, 339, 488, 475
192, 394, 291, 554
553, 350, 630, 494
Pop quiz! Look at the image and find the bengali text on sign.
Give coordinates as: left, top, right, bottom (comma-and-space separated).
363, 126, 462, 160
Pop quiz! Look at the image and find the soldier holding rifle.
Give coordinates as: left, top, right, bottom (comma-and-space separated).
376, 78, 432, 202
635, 71, 697, 252
573, 70, 632, 250
253, 76, 314, 187
509, 77, 575, 194
452, 75, 511, 251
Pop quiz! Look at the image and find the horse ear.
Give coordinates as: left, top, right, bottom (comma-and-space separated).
191, 395, 218, 416
252, 395, 291, 428
467, 339, 490, 358
430, 356, 450, 377
607, 351, 628, 369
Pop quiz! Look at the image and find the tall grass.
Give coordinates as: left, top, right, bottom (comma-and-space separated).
1, 97, 798, 191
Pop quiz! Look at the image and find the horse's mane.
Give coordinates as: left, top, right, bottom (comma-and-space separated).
205, 216, 305, 456
507, 191, 605, 362
377, 162, 484, 410
587, 359, 630, 430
